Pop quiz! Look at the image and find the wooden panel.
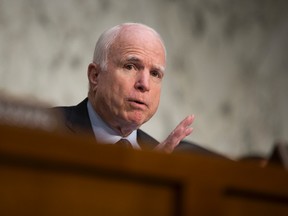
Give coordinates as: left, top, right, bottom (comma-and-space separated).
0, 164, 177, 216
223, 196, 288, 216
1, 124, 288, 216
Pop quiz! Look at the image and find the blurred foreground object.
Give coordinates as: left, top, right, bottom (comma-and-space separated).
0, 95, 62, 132
238, 141, 288, 170
267, 141, 288, 170
1, 123, 288, 215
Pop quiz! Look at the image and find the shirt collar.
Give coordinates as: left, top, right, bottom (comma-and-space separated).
87, 100, 140, 149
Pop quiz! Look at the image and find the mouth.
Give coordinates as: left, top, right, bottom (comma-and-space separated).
127, 99, 148, 108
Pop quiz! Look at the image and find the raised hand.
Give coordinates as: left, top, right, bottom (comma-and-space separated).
155, 115, 195, 153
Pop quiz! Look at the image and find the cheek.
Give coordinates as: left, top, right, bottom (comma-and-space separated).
149, 87, 161, 111
98, 72, 120, 94
99, 76, 130, 108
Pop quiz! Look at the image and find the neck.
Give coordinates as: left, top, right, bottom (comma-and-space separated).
113, 124, 136, 137
88, 95, 137, 137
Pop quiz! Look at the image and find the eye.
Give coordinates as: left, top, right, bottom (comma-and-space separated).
124, 64, 135, 70
150, 70, 162, 79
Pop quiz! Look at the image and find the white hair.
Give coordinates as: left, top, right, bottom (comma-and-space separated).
92, 23, 166, 70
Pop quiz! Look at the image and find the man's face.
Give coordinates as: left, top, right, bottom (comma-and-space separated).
90, 27, 166, 135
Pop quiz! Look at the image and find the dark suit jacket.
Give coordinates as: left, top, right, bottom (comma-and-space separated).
53, 98, 158, 150
53, 98, 226, 157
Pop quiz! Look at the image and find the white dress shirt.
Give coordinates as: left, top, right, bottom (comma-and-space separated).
87, 100, 141, 149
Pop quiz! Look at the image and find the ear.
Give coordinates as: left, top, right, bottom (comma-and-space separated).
87, 63, 100, 90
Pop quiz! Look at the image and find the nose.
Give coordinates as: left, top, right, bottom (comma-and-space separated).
134, 70, 150, 92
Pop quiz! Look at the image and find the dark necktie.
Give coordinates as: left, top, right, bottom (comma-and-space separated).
115, 139, 133, 149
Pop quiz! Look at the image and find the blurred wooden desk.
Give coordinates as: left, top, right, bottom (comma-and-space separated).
1, 124, 288, 216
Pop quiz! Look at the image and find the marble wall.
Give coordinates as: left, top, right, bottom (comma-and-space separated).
1, 0, 288, 158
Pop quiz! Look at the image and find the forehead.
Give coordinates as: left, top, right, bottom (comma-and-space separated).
109, 27, 166, 67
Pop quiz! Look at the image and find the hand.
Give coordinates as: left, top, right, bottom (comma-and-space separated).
154, 115, 195, 153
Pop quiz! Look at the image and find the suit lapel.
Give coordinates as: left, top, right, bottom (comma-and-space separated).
59, 98, 159, 149
137, 129, 159, 150
63, 98, 94, 137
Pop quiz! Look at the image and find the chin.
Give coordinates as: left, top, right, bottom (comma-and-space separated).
125, 111, 152, 127
128, 119, 144, 128
127, 116, 145, 127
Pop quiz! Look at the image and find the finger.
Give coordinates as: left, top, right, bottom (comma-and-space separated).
165, 116, 194, 148
171, 126, 193, 143
172, 115, 194, 138
154, 115, 195, 153
185, 127, 193, 136
181, 114, 195, 128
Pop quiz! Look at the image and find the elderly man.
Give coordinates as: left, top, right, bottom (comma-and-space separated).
55, 23, 194, 153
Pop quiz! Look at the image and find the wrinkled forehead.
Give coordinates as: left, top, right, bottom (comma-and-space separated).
109, 26, 166, 65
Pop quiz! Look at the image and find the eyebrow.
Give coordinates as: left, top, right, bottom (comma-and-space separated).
125, 55, 165, 73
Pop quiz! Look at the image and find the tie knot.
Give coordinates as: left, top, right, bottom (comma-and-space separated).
115, 139, 132, 149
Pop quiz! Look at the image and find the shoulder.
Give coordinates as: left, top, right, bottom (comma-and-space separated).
52, 98, 88, 117
51, 98, 93, 135
137, 129, 159, 149
175, 140, 228, 159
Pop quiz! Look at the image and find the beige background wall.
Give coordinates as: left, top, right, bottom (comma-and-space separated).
1, 0, 288, 158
